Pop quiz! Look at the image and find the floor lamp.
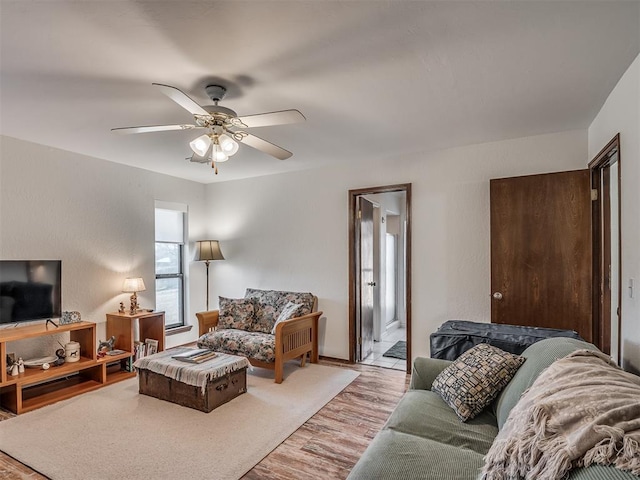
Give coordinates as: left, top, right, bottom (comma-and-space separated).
195, 240, 225, 311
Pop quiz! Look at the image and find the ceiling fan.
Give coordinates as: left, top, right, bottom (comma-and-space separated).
112, 83, 305, 173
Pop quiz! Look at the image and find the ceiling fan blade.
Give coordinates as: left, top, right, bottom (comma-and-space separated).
111, 124, 203, 134
152, 83, 209, 116
238, 132, 293, 160
235, 110, 306, 129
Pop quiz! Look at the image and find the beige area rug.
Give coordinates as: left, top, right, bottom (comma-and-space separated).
0, 363, 359, 480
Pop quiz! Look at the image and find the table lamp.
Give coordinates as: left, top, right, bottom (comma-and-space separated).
195, 240, 225, 310
122, 277, 146, 315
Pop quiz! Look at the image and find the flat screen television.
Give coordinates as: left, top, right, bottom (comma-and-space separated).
0, 260, 62, 325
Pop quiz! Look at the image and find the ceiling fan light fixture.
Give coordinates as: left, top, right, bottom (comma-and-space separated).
189, 134, 212, 156
211, 141, 229, 163
218, 134, 239, 156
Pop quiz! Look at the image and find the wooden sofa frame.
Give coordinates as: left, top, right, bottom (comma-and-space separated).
196, 297, 321, 384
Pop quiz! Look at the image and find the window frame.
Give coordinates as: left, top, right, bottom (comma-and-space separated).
155, 240, 185, 328
154, 204, 188, 330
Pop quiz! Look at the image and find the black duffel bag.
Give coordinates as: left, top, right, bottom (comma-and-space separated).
430, 320, 582, 360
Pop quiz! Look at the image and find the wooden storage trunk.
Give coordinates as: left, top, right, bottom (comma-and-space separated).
138, 367, 247, 413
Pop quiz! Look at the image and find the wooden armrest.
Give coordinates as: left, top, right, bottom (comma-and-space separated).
196, 310, 220, 336
275, 311, 322, 364
274, 311, 322, 336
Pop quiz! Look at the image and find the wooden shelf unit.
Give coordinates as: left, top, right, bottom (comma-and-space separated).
0, 312, 165, 415
106, 311, 165, 357
0, 321, 136, 415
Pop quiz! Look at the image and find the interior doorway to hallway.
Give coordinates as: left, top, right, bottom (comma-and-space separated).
349, 184, 411, 372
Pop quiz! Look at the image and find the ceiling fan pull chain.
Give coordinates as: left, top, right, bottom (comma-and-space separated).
212, 161, 218, 175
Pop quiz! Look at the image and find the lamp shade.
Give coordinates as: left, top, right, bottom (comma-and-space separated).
211, 141, 229, 163
218, 134, 239, 156
189, 134, 212, 157
122, 277, 146, 293
196, 240, 225, 261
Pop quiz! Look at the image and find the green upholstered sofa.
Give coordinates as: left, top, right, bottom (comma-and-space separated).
347, 337, 637, 480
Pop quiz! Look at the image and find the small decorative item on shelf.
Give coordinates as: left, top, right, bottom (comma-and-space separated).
60, 311, 82, 325
54, 349, 66, 366
10, 363, 19, 376
145, 338, 159, 356
118, 302, 125, 314
65, 341, 81, 362
17, 358, 24, 374
22, 356, 58, 368
6, 353, 16, 373
106, 349, 126, 356
97, 336, 116, 355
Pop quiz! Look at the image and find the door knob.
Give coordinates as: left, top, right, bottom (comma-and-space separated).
492, 292, 503, 300
367, 282, 376, 287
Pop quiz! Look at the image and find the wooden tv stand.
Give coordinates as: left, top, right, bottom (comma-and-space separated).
0, 321, 134, 415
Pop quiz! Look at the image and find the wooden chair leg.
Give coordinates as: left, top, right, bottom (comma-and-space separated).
311, 318, 319, 363
300, 353, 306, 367
275, 357, 284, 384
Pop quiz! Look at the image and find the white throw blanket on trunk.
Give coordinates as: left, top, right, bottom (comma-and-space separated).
482, 349, 640, 480
133, 348, 251, 393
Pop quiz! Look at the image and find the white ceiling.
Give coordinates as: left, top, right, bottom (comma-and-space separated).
1, 1, 638, 184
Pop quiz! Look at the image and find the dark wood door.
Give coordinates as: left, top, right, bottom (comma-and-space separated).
490, 170, 592, 341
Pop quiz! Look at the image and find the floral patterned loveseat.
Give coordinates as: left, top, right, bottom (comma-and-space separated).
196, 288, 322, 383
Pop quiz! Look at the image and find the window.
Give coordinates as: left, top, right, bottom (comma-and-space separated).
155, 206, 186, 328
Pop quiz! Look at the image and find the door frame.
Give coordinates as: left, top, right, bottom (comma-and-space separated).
589, 133, 621, 362
348, 183, 412, 372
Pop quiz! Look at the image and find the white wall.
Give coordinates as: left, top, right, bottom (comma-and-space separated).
0, 136, 207, 355
0, 127, 594, 363
203, 129, 588, 361
588, 53, 640, 373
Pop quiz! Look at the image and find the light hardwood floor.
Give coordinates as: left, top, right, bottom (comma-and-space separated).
0, 360, 409, 480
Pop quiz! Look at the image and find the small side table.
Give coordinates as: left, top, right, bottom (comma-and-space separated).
106, 311, 166, 357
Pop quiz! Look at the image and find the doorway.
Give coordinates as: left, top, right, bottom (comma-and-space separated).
349, 184, 411, 372
589, 134, 621, 363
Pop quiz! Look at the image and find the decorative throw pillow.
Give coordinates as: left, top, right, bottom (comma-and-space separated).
432, 343, 525, 421
270, 302, 303, 334
217, 297, 256, 330
244, 288, 315, 333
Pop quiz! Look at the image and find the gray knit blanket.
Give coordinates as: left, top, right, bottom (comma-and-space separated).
133, 348, 251, 394
483, 349, 640, 480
